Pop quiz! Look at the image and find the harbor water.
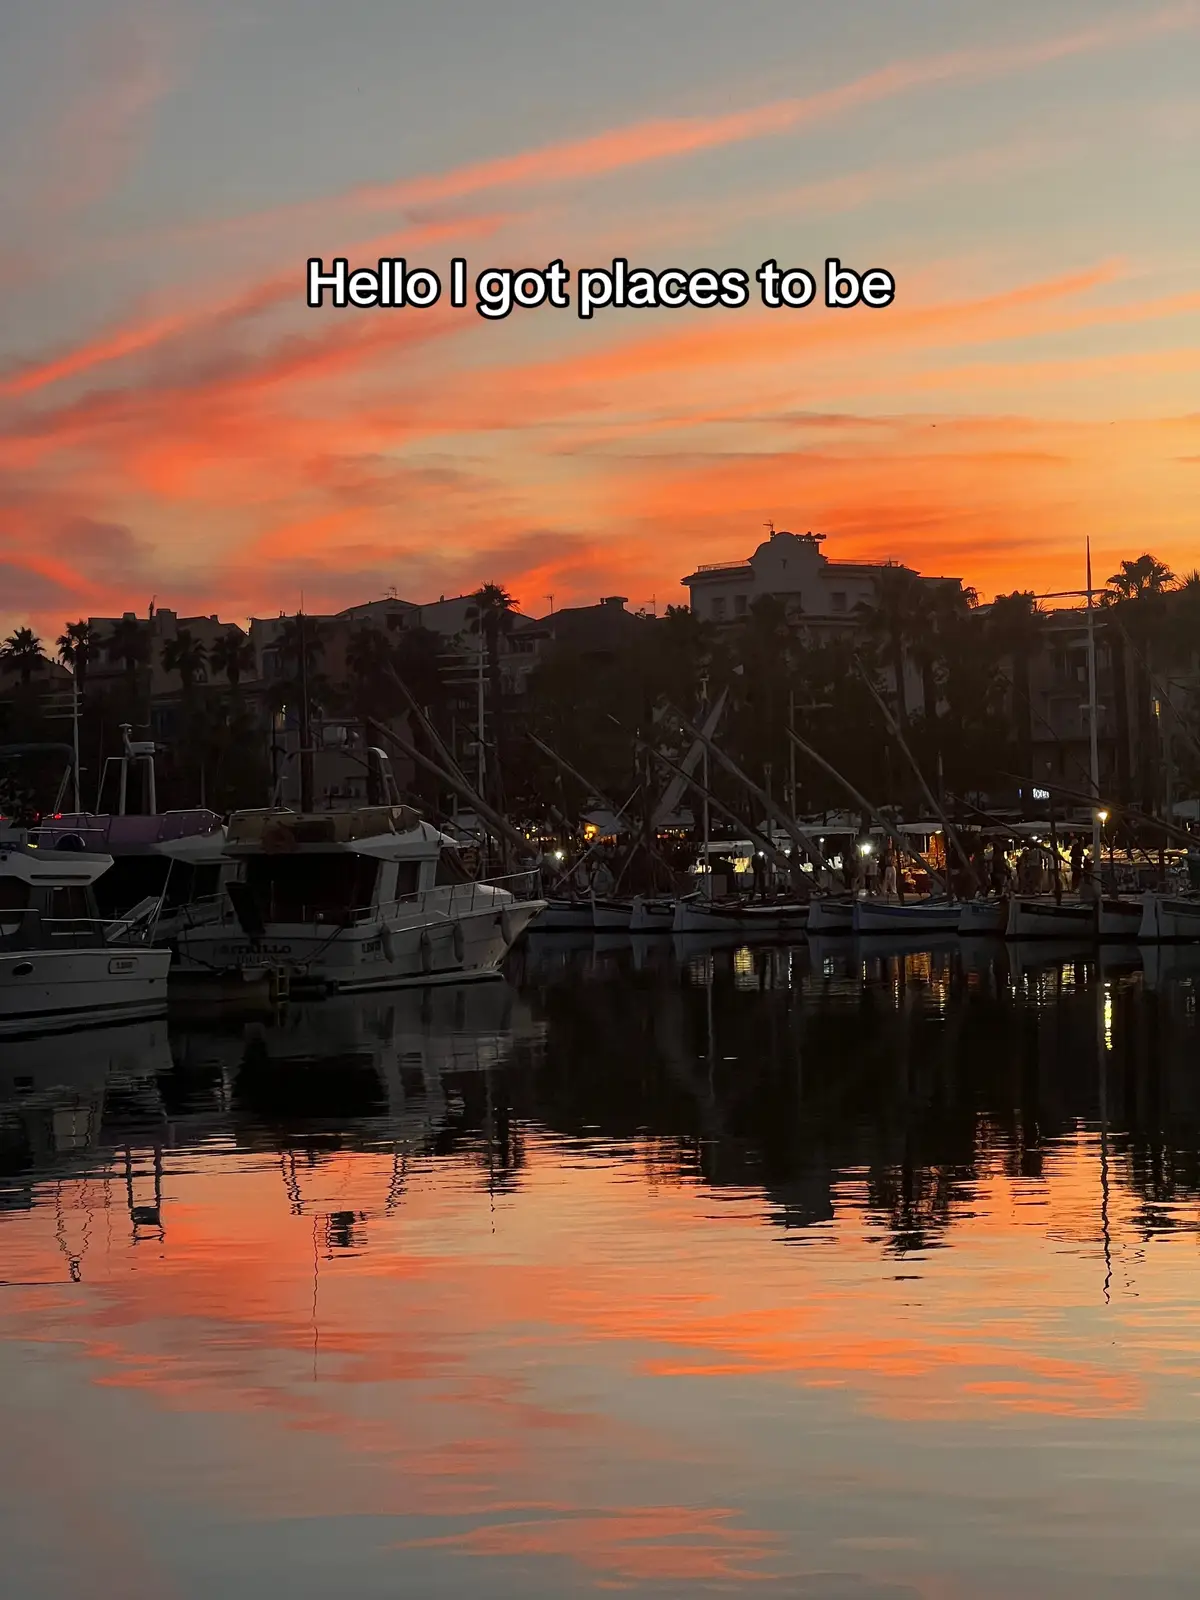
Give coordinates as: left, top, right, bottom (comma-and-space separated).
2, 934, 1199, 1598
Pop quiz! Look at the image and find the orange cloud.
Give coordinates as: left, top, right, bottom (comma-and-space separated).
175, 5, 1200, 243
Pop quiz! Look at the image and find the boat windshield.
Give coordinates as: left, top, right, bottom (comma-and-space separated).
435, 846, 473, 885
0, 875, 31, 937
244, 853, 380, 923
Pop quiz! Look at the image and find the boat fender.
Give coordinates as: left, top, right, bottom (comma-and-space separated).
420, 927, 433, 972
500, 907, 514, 945
380, 924, 396, 963
452, 922, 465, 963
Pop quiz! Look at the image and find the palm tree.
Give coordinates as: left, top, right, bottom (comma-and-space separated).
57, 620, 100, 693
1104, 554, 1177, 808
107, 616, 150, 679
917, 579, 976, 724
987, 591, 1042, 789
161, 629, 208, 699
856, 563, 934, 728
1, 626, 47, 686
345, 624, 398, 720
210, 629, 256, 693
732, 594, 793, 787
466, 583, 518, 807
276, 614, 324, 676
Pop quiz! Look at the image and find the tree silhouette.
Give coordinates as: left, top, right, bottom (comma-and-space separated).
987, 591, 1042, 791
161, 628, 208, 699
57, 620, 100, 693
466, 583, 518, 807
210, 629, 256, 693
1, 626, 47, 686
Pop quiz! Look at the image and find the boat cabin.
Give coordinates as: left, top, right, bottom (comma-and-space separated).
0, 844, 112, 949
220, 806, 456, 927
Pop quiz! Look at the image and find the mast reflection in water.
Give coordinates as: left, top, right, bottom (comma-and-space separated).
1, 939, 1199, 1598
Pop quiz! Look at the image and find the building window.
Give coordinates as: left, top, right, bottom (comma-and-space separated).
711, 597, 727, 621
830, 591, 847, 613
734, 595, 748, 616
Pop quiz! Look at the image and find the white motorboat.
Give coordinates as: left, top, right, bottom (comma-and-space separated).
0, 842, 171, 1036
173, 806, 544, 992
33, 807, 224, 924
1138, 892, 1200, 943
853, 897, 960, 934
630, 895, 677, 933
958, 898, 1008, 935
672, 897, 809, 935
1006, 896, 1098, 939
805, 896, 856, 934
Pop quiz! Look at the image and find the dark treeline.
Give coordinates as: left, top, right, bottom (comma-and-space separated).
2, 554, 1198, 825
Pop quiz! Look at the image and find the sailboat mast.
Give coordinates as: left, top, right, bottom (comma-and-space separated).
699, 672, 711, 901
1085, 539, 1102, 873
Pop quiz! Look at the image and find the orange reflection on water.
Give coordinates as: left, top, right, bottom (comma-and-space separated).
398, 1503, 782, 1585
4, 1123, 1200, 1588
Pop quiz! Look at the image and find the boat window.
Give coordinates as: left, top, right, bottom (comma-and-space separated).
49, 886, 92, 921
0, 878, 31, 911
244, 853, 380, 922
394, 861, 422, 897
435, 847, 472, 885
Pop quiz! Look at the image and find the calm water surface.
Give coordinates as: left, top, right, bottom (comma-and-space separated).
2, 936, 1199, 1599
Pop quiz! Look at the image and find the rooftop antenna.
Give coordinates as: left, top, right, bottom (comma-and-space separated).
764, 520, 776, 536
545, 594, 555, 614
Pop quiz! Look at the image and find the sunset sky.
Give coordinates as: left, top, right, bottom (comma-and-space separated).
2, 0, 1198, 637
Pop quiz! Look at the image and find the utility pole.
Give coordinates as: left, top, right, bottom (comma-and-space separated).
1085, 540, 1102, 873
699, 671, 711, 900
298, 609, 313, 812
476, 632, 486, 803
788, 687, 796, 818
71, 674, 81, 811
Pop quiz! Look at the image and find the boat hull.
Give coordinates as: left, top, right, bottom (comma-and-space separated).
1138, 893, 1200, 943
591, 898, 633, 932
0, 946, 171, 1036
1097, 898, 1143, 940
958, 899, 1008, 935
1005, 896, 1098, 939
176, 896, 545, 992
672, 899, 809, 936
805, 897, 856, 934
629, 896, 676, 933
854, 898, 960, 934
534, 899, 595, 933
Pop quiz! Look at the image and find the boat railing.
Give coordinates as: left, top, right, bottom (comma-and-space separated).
30, 809, 221, 848
193, 870, 542, 934
351, 871, 542, 926
0, 912, 157, 951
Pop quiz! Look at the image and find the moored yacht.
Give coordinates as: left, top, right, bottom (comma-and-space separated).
173, 805, 544, 992
0, 841, 171, 1035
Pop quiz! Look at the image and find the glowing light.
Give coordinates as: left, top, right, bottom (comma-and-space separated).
1097, 809, 1109, 824
1103, 985, 1114, 1053
554, 849, 565, 861
858, 841, 874, 856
